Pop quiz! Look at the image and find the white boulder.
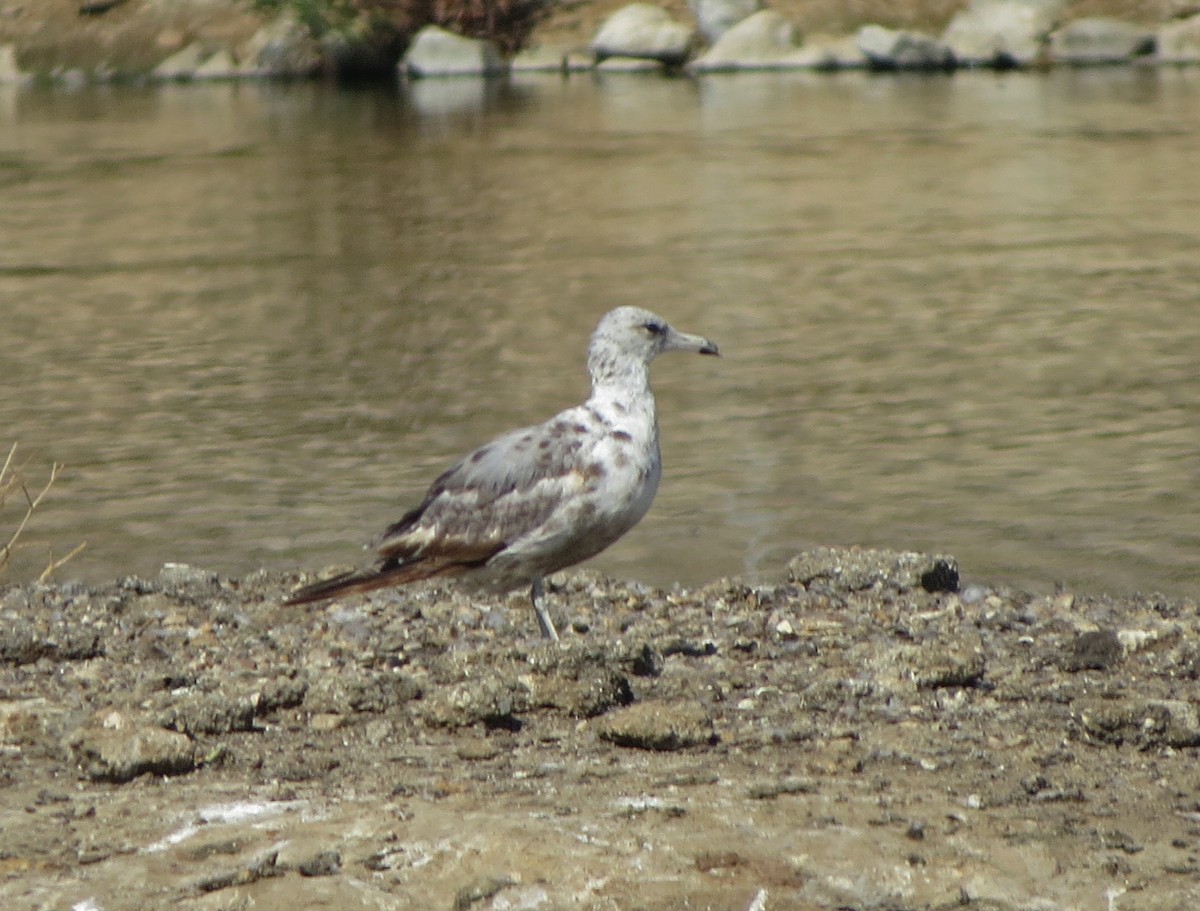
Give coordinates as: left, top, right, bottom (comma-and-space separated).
0, 43, 26, 83
401, 25, 506, 78
857, 24, 955, 69
153, 43, 210, 79
1049, 17, 1155, 63
688, 0, 764, 44
690, 10, 801, 71
591, 4, 697, 66
943, 0, 1067, 67
239, 14, 322, 77
1158, 13, 1200, 62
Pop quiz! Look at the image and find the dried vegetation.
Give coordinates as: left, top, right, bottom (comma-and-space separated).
0, 443, 85, 583
253, 0, 551, 56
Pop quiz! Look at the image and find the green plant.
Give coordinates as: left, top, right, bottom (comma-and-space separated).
252, 0, 362, 37
0, 444, 86, 583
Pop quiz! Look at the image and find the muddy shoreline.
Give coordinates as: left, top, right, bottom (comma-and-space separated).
2, 547, 1198, 909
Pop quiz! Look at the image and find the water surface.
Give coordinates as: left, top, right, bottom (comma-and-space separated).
1, 68, 1196, 596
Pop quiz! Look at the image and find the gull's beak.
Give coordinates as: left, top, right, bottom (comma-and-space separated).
668, 328, 721, 357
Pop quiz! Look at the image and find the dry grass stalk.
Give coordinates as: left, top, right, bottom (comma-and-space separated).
0, 443, 86, 581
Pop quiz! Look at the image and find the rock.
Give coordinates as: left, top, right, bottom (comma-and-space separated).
688, 0, 763, 45
422, 676, 533, 728
305, 669, 421, 715
78, 0, 128, 14
1060, 629, 1122, 671
0, 624, 48, 665
0, 44, 27, 84
746, 777, 817, 799
239, 14, 322, 78
591, 3, 698, 66
0, 698, 69, 751
193, 848, 280, 893
455, 737, 502, 761
297, 849, 341, 877
689, 10, 806, 71
158, 562, 220, 588
0, 620, 100, 666
786, 547, 959, 595
152, 676, 305, 736
68, 709, 196, 783
161, 691, 259, 736
194, 48, 238, 79
453, 874, 519, 911
595, 56, 664, 72
274, 838, 342, 875
943, 0, 1067, 68
857, 24, 956, 70
54, 628, 103, 661
1049, 17, 1155, 64
1164, 0, 1200, 17
534, 663, 634, 717
1158, 13, 1200, 63
152, 43, 210, 79
401, 25, 507, 78
1142, 700, 1200, 744
593, 701, 717, 751
524, 642, 640, 716
1074, 699, 1200, 749
155, 28, 187, 52
790, 33, 868, 69
910, 647, 987, 689
308, 712, 345, 732
510, 44, 592, 73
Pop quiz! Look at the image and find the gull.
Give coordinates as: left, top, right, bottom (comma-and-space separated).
285, 306, 720, 641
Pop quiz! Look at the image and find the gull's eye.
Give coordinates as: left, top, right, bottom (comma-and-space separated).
642, 320, 667, 337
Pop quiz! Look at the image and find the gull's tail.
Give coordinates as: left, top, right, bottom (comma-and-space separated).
285, 559, 458, 602
283, 564, 438, 605
283, 545, 503, 606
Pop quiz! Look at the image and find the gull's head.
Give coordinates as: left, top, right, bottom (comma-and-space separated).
590, 307, 720, 373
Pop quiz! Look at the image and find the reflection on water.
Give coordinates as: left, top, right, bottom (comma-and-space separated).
0, 70, 1196, 597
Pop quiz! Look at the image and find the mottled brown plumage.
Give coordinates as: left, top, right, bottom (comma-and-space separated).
285, 307, 719, 640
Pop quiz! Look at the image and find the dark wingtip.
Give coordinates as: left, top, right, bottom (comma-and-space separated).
282, 570, 361, 606
699, 340, 720, 357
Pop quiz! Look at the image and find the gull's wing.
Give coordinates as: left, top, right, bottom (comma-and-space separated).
374, 407, 602, 566
284, 407, 605, 606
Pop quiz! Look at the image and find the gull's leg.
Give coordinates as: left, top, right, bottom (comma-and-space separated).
530, 577, 559, 642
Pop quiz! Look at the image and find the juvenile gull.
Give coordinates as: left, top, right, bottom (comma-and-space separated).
285, 306, 720, 640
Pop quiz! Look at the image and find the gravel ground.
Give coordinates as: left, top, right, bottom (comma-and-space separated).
2, 547, 1198, 910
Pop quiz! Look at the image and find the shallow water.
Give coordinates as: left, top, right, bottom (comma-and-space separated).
1, 68, 1197, 596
